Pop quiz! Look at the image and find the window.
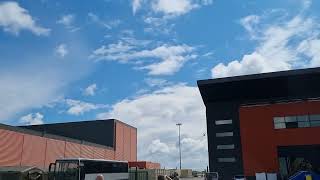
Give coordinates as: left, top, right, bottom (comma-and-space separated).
310, 114, 320, 127
217, 144, 235, 150
309, 114, 320, 121
274, 114, 320, 129
215, 120, 232, 125
216, 132, 233, 137
55, 161, 79, 180
298, 121, 310, 128
274, 117, 286, 129
310, 120, 320, 127
274, 122, 286, 129
217, 157, 236, 163
297, 115, 310, 127
285, 116, 297, 122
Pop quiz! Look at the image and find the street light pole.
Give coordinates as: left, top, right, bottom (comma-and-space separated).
176, 123, 182, 170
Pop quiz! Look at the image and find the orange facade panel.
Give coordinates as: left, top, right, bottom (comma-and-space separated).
129, 161, 161, 169
65, 142, 81, 158
105, 149, 115, 160
45, 139, 65, 167
93, 147, 105, 159
0, 129, 23, 166
123, 126, 131, 161
115, 122, 124, 160
130, 128, 137, 161
21, 134, 46, 168
0, 120, 136, 169
80, 144, 94, 159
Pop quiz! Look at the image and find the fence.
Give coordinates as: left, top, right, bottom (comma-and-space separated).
129, 169, 177, 180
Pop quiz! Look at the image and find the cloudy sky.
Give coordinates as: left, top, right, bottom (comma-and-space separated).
1, 0, 320, 170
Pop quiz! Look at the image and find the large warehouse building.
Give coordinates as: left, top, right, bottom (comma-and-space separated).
0, 119, 137, 169
198, 68, 320, 179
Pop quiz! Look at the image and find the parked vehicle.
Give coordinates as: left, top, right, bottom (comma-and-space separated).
48, 158, 129, 180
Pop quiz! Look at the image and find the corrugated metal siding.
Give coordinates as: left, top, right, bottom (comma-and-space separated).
0, 129, 23, 166
93, 147, 105, 159
115, 122, 124, 160
65, 142, 81, 158
21, 134, 46, 168
105, 149, 114, 160
80, 144, 94, 159
0, 120, 138, 168
45, 139, 65, 167
123, 126, 131, 161
130, 128, 137, 161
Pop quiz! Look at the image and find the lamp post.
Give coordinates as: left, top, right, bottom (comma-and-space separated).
176, 123, 182, 170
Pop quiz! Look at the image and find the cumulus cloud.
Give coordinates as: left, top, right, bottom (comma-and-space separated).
55, 44, 68, 58
83, 84, 97, 96
97, 84, 208, 169
91, 39, 197, 75
212, 12, 320, 78
0, 1, 50, 36
148, 139, 171, 154
20, 112, 44, 125
65, 99, 107, 116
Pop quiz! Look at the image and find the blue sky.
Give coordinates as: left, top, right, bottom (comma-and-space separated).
1, 0, 320, 169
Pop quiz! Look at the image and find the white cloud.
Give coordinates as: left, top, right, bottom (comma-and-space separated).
297, 39, 320, 67
65, 99, 107, 116
212, 13, 320, 78
91, 41, 197, 75
133, 0, 212, 16
302, 0, 312, 9
87, 12, 121, 29
55, 44, 68, 58
148, 139, 171, 153
83, 84, 97, 96
144, 78, 169, 87
19, 112, 44, 125
57, 14, 79, 32
239, 15, 260, 39
57, 14, 74, 27
132, 0, 142, 14
0, 1, 50, 36
97, 84, 207, 169
152, 0, 198, 16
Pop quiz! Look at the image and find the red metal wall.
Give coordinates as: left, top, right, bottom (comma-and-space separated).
130, 128, 137, 161
129, 161, 161, 169
65, 142, 81, 158
0, 129, 23, 166
21, 134, 46, 167
240, 100, 320, 176
0, 120, 137, 169
115, 121, 137, 161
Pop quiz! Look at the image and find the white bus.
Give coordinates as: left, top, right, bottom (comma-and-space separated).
49, 158, 129, 180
